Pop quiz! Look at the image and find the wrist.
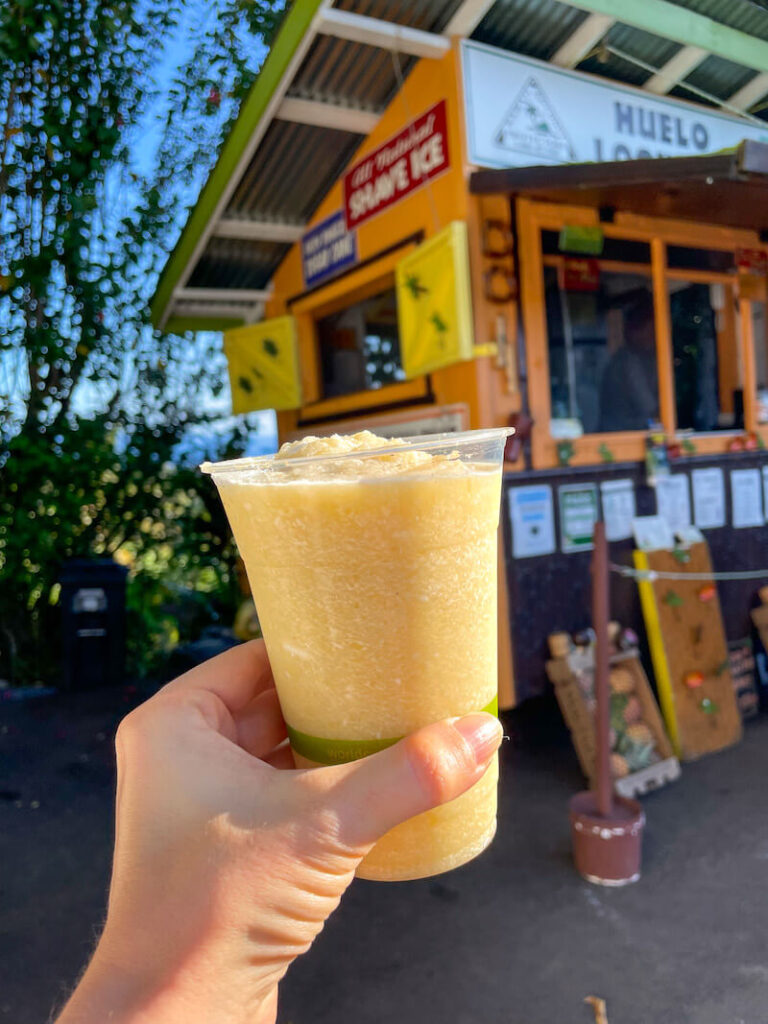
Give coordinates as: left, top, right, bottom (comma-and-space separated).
56, 940, 278, 1024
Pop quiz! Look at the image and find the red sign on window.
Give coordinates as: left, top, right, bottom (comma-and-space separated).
736, 248, 768, 275
343, 101, 450, 230
562, 257, 600, 292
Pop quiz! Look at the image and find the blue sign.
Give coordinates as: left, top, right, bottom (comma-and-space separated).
301, 211, 357, 288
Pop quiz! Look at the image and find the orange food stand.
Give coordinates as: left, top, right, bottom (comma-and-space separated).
152, 1, 768, 706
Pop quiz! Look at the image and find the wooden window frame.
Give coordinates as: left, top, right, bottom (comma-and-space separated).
288, 241, 429, 421
517, 197, 766, 469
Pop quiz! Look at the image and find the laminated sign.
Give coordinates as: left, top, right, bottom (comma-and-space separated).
224, 317, 301, 414
395, 221, 474, 378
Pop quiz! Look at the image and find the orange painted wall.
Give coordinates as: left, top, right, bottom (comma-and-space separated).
264, 42, 519, 441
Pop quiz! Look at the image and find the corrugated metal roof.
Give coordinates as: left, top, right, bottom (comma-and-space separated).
154, 0, 768, 328
224, 120, 362, 221
187, 238, 291, 290
677, 54, 757, 103
287, 34, 410, 110
472, 0, 588, 61
334, 0, 464, 33
578, 23, 681, 87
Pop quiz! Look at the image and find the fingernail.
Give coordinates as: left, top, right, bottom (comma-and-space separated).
454, 713, 503, 765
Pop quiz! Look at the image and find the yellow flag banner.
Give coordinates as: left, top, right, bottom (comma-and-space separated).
224, 317, 302, 413
395, 221, 474, 379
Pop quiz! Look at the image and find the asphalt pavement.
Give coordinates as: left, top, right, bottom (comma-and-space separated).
3, 686, 768, 1024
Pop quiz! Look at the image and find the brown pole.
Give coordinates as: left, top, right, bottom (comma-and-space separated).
592, 520, 612, 818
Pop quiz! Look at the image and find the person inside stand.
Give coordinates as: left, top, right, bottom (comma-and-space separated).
55, 640, 502, 1024
599, 288, 659, 432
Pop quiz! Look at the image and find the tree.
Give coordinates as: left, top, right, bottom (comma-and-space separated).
0, 0, 284, 684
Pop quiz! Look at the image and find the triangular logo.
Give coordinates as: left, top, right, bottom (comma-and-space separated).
495, 77, 574, 163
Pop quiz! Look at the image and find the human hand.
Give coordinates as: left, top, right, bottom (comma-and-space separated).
57, 640, 502, 1024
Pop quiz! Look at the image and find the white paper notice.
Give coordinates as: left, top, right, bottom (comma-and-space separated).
632, 515, 674, 552
655, 474, 691, 531
731, 468, 764, 528
509, 485, 556, 558
600, 479, 635, 541
691, 467, 726, 530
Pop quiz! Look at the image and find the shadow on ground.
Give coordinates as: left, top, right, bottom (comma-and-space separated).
2, 688, 768, 1024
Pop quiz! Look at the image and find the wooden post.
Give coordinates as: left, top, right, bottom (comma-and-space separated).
592, 520, 612, 818
651, 236, 676, 437
740, 296, 759, 433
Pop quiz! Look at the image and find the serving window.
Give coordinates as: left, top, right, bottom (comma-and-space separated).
518, 197, 766, 468
316, 287, 405, 399
288, 244, 431, 423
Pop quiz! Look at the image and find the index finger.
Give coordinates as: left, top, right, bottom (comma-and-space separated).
163, 639, 275, 713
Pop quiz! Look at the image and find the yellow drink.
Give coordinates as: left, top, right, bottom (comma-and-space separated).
203, 429, 508, 880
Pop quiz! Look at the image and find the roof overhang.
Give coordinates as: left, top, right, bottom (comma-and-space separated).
470, 140, 768, 233
150, 0, 768, 333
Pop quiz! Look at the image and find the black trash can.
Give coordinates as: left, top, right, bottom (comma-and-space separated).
60, 560, 128, 691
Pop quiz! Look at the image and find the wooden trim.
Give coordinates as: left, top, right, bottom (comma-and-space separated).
297, 377, 430, 423
615, 212, 759, 250
740, 297, 759, 433
542, 255, 651, 276
651, 237, 676, 436
716, 289, 738, 416
666, 268, 737, 285
517, 197, 552, 469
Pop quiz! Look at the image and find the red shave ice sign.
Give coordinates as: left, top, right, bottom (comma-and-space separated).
343, 100, 449, 230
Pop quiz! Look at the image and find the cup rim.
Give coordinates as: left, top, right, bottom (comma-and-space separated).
200, 427, 515, 475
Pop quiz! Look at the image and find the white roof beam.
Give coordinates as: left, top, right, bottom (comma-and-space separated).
445, 0, 495, 37
729, 72, 768, 112
644, 45, 707, 94
551, 13, 615, 68
316, 8, 450, 59
276, 96, 379, 135
174, 287, 272, 304
171, 302, 264, 323
212, 219, 305, 244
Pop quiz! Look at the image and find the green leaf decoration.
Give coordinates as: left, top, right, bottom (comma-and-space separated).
262, 338, 279, 358
556, 440, 574, 466
430, 312, 448, 333
672, 546, 691, 564
700, 697, 720, 716
251, 365, 264, 380
714, 658, 730, 676
598, 443, 614, 463
237, 375, 252, 393
405, 274, 428, 298
663, 589, 684, 608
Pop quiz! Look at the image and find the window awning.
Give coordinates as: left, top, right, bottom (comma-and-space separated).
470, 140, 768, 233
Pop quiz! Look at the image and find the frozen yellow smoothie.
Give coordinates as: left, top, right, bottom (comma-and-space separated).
203, 429, 506, 880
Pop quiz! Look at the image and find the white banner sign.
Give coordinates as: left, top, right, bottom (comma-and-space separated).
461, 40, 768, 170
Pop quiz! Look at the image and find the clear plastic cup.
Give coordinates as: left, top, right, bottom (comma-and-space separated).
202, 428, 511, 880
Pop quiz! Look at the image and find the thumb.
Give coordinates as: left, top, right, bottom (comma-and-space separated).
318, 713, 502, 850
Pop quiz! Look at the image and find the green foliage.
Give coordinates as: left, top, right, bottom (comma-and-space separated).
0, 0, 283, 684
597, 443, 613, 463
556, 440, 575, 466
